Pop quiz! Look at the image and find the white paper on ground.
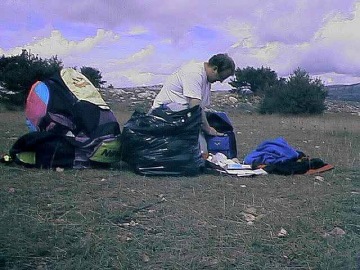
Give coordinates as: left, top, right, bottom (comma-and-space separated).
225, 163, 252, 170
218, 168, 268, 177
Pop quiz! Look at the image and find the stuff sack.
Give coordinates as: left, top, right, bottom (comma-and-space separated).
23, 68, 121, 168
205, 111, 237, 158
121, 106, 204, 175
9, 131, 75, 168
244, 137, 300, 166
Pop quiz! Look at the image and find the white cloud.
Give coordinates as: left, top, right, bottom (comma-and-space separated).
225, 1, 360, 82
221, 19, 255, 49
314, 1, 360, 63
160, 39, 173, 45
123, 70, 153, 85
2, 0, 360, 87
115, 45, 155, 65
2, 29, 119, 58
105, 69, 161, 87
252, 42, 282, 63
128, 26, 148, 35
319, 72, 360, 85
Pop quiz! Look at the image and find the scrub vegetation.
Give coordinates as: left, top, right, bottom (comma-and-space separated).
230, 66, 327, 115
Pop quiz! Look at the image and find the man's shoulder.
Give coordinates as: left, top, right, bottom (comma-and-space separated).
180, 61, 205, 76
182, 61, 203, 68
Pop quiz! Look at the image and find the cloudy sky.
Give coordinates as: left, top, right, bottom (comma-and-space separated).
1, 0, 360, 89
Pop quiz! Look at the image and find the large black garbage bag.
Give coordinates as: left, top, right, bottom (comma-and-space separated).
121, 105, 204, 175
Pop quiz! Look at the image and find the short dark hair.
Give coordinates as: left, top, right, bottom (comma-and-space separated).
208, 53, 235, 74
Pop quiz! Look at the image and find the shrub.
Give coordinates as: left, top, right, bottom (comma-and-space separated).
259, 68, 327, 115
229, 66, 279, 95
0, 50, 63, 106
0, 52, 107, 108
80, 66, 106, 88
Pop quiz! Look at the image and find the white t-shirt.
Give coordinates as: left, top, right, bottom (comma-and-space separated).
152, 61, 211, 109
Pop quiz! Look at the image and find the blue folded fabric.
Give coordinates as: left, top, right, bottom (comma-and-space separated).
244, 137, 300, 165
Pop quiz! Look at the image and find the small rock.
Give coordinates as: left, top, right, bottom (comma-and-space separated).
129, 220, 138, 226
142, 253, 150, 262
138, 92, 151, 99
243, 213, 256, 224
244, 207, 257, 215
200, 257, 219, 267
228, 96, 238, 103
329, 227, 346, 236
277, 228, 288, 237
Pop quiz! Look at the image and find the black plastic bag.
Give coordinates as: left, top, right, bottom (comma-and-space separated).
121, 105, 204, 175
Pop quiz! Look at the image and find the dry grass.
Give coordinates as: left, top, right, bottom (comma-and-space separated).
0, 104, 359, 269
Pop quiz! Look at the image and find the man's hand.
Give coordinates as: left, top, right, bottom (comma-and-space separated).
207, 126, 224, 136
188, 98, 224, 136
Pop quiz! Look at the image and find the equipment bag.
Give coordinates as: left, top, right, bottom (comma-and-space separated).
9, 131, 75, 168
205, 111, 237, 159
21, 68, 121, 168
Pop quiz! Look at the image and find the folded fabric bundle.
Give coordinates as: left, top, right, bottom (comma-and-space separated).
244, 137, 301, 166
244, 137, 334, 175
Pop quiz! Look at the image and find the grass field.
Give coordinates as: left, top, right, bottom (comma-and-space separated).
0, 104, 359, 269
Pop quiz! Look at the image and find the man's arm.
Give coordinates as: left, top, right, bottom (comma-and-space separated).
188, 98, 223, 136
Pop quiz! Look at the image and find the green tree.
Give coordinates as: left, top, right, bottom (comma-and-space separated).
259, 68, 327, 115
229, 66, 279, 95
0, 50, 63, 106
80, 66, 106, 88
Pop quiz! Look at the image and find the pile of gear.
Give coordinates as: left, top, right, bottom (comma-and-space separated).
3, 68, 121, 169
1, 69, 333, 176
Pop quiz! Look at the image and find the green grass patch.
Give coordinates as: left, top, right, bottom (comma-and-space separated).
0, 110, 359, 269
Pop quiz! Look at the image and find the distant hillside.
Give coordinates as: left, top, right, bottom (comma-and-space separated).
326, 83, 360, 102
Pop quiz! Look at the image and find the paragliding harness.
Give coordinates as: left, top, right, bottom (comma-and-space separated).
7, 68, 121, 169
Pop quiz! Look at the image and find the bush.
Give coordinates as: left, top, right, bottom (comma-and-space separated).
259, 68, 327, 115
80, 66, 106, 88
0, 50, 63, 106
229, 66, 279, 95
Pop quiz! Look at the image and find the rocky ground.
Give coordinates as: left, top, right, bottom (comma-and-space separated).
100, 86, 360, 116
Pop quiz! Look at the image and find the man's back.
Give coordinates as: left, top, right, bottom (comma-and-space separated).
152, 61, 210, 109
